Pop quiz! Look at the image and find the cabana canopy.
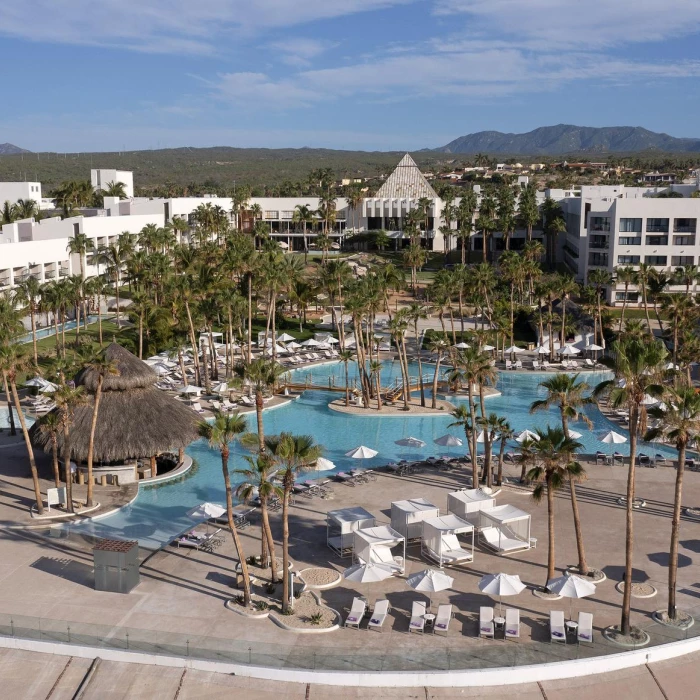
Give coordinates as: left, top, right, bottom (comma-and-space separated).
421, 514, 474, 568
447, 489, 496, 527
479, 505, 532, 555
354, 525, 405, 574
391, 498, 440, 540
327, 507, 376, 556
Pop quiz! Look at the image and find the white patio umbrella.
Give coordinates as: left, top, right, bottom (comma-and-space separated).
212, 382, 230, 394
152, 363, 171, 376
286, 341, 301, 350
476, 430, 499, 443
313, 457, 337, 472
558, 345, 581, 355
568, 430, 583, 439
187, 502, 226, 520
277, 241, 289, 249
454, 342, 470, 349
343, 562, 394, 602
24, 377, 47, 388
434, 434, 463, 447
586, 344, 604, 351
546, 574, 596, 619
515, 429, 540, 443
478, 573, 526, 615
395, 437, 427, 448
503, 345, 524, 354
179, 385, 202, 395
301, 338, 321, 347
665, 362, 680, 371
406, 569, 454, 608
600, 430, 627, 445
345, 445, 378, 459
482, 344, 496, 351
277, 333, 295, 343
39, 382, 58, 394
536, 345, 550, 354
326, 337, 339, 344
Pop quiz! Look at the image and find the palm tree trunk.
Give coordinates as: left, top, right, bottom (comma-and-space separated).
641, 287, 653, 337
621, 405, 639, 635
562, 415, 588, 575
138, 312, 144, 359
247, 274, 253, 364
2, 372, 16, 436
85, 377, 103, 507
184, 301, 201, 386
6, 373, 43, 513
222, 448, 251, 606
431, 353, 441, 410
51, 438, 60, 488
282, 480, 293, 611
260, 499, 278, 580
546, 477, 556, 585
30, 306, 38, 368
497, 439, 506, 485
255, 391, 265, 451
668, 442, 686, 619
115, 275, 121, 328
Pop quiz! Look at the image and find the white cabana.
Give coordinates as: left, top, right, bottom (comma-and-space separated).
421, 514, 474, 568
353, 524, 406, 574
391, 498, 440, 540
479, 505, 532, 555
447, 489, 496, 527
327, 506, 376, 556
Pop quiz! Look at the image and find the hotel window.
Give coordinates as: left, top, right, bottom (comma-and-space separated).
618, 236, 641, 245
619, 218, 642, 233
588, 252, 608, 266
673, 236, 696, 246
646, 218, 669, 233
644, 255, 667, 266
615, 291, 639, 302
281, 211, 294, 220
673, 218, 696, 233
672, 256, 694, 266
645, 236, 668, 246
617, 255, 640, 264
589, 216, 610, 232
263, 211, 279, 220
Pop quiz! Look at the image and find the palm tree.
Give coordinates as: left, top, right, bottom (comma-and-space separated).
633, 264, 655, 337
95, 241, 127, 327
338, 350, 355, 407
614, 266, 636, 332
53, 382, 86, 513
84, 356, 120, 507
292, 204, 314, 261
102, 181, 128, 199
588, 269, 612, 348
518, 183, 539, 243
369, 360, 383, 411
13, 275, 42, 368
530, 373, 594, 576
66, 233, 94, 280
595, 337, 668, 635
645, 388, 700, 620
0, 344, 44, 513
427, 335, 449, 409
494, 417, 513, 485
235, 359, 286, 451
406, 303, 429, 407
264, 433, 322, 611
523, 427, 584, 587
39, 412, 62, 488
198, 412, 253, 606
236, 452, 282, 579
449, 404, 476, 482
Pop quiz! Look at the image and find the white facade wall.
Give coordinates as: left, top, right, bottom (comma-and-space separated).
91, 169, 135, 198
0, 182, 42, 205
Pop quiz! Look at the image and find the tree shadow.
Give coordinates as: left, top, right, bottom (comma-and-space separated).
680, 539, 700, 554
602, 565, 649, 582
29, 556, 94, 588
648, 551, 693, 568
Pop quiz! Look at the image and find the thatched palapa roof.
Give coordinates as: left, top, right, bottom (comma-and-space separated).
30, 343, 200, 463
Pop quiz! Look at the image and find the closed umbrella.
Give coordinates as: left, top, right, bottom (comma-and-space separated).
546, 574, 596, 619
406, 568, 454, 608
478, 573, 526, 615
345, 445, 378, 459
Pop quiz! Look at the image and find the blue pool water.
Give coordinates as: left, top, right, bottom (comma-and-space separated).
18, 316, 100, 344
71, 364, 678, 549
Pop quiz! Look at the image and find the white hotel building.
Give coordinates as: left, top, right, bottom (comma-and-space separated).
1, 158, 699, 306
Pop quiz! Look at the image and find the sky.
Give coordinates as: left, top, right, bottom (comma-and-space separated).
2, 0, 700, 152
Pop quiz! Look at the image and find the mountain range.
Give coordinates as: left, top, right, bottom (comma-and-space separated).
436, 125, 700, 155
0, 143, 31, 155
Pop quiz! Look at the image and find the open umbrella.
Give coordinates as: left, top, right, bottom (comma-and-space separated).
345, 445, 378, 459
478, 573, 526, 615
277, 333, 295, 343
301, 338, 321, 347
24, 377, 47, 388
568, 430, 583, 439
546, 574, 596, 619
434, 434, 463, 447
179, 385, 202, 395
482, 344, 496, 351
558, 345, 581, 355
187, 502, 226, 520
344, 562, 394, 603
406, 568, 454, 608
395, 437, 426, 448
515, 429, 540, 443
277, 241, 289, 249
313, 457, 337, 472
454, 342, 470, 349
586, 344, 604, 351
326, 337, 340, 344
38, 381, 58, 393
600, 430, 627, 445
212, 382, 230, 394
503, 346, 524, 354
286, 341, 301, 350
536, 345, 550, 354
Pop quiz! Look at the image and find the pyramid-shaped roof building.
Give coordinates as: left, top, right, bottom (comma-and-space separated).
376, 154, 438, 199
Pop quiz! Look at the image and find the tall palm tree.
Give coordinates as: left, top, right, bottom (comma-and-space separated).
646, 388, 700, 620
292, 204, 314, 261
39, 411, 62, 488
523, 427, 584, 587
530, 373, 594, 576
264, 433, 322, 611
633, 264, 655, 337
494, 416, 513, 485
427, 335, 449, 409
406, 302, 429, 407
53, 382, 86, 514
614, 266, 636, 332
236, 452, 282, 579
235, 359, 286, 451
0, 344, 44, 513
338, 350, 355, 406
84, 356, 119, 507
198, 412, 252, 606
595, 337, 668, 635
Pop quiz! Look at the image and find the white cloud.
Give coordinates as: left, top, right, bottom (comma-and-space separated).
434, 0, 700, 48
266, 38, 339, 67
0, 0, 412, 54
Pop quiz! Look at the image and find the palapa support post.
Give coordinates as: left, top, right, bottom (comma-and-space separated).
178, 448, 184, 465
151, 455, 157, 477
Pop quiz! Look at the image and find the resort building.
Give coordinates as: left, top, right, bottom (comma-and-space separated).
91, 168, 135, 198
557, 181, 700, 304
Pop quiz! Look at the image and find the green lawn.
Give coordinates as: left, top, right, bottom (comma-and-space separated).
604, 307, 669, 321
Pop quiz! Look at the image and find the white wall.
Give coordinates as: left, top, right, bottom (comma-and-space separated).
0, 182, 42, 204
91, 169, 134, 198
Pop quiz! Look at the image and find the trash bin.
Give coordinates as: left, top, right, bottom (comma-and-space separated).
93, 539, 140, 593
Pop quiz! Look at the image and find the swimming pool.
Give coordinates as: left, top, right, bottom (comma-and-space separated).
71, 363, 678, 549
18, 316, 100, 344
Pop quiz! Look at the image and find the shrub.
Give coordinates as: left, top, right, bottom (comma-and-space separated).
309, 613, 323, 625
254, 601, 269, 611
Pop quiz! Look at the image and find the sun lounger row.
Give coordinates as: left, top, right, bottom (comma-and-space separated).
172, 528, 223, 552
345, 597, 454, 635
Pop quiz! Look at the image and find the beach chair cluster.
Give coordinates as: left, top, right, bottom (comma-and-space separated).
550, 610, 593, 645
172, 528, 223, 552
344, 597, 454, 635
334, 469, 377, 486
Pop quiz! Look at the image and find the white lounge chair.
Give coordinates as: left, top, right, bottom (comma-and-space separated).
345, 597, 366, 629
191, 401, 205, 414
585, 358, 595, 367
577, 612, 593, 644
434, 604, 453, 636
367, 599, 390, 632
550, 610, 566, 643
542, 360, 551, 370
532, 360, 540, 370
505, 608, 520, 640
369, 545, 403, 573
479, 606, 494, 638
240, 396, 254, 406
505, 360, 512, 370
514, 360, 522, 370
409, 601, 427, 633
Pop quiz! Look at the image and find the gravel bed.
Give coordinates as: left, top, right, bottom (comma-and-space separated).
270, 593, 338, 629
299, 567, 341, 588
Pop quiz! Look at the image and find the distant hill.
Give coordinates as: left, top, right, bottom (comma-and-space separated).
0, 143, 31, 155
436, 125, 700, 155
